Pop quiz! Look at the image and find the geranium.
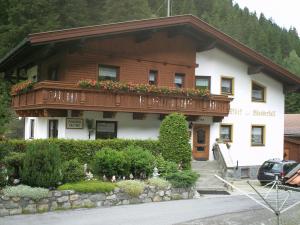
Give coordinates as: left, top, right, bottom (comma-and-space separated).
77, 79, 210, 97
11, 80, 35, 94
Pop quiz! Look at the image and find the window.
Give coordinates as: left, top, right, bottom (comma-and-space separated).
241, 168, 250, 178
149, 70, 158, 85
251, 125, 265, 146
252, 82, 266, 102
99, 65, 119, 81
220, 124, 232, 142
29, 119, 35, 139
48, 66, 59, 81
174, 73, 185, 88
96, 121, 117, 139
27, 65, 38, 82
49, 120, 58, 138
195, 76, 210, 91
221, 77, 234, 95
103, 111, 115, 119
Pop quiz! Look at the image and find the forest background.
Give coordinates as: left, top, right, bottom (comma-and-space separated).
1, 0, 300, 137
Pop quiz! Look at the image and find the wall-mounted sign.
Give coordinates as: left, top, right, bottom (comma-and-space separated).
66, 118, 84, 129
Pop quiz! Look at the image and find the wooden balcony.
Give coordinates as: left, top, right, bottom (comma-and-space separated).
12, 81, 232, 117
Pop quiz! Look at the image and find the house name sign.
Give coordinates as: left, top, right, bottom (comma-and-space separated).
66, 118, 84, 129
229, 108, 276, 117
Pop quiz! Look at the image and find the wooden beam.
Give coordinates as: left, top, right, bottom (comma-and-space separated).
103, 111, 116, 118
196, 40, 217, 52
186, 115, 199, 121
159, 114, 167, 121
132, 112, 146, 120
283, 85, 300, 94
213, 116, 224, 123
167, 28, 181, 38
248, 65, 263, 75
135, 31, 152, 43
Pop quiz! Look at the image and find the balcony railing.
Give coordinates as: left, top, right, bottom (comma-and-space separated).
12, 81, 231, 117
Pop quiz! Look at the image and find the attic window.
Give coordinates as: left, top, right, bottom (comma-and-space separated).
252, 82, 266, 102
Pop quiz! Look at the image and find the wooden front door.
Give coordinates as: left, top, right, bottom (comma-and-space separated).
193, 125, 210, 160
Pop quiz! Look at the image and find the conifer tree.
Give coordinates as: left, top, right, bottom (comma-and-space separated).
102, 0, 152, 23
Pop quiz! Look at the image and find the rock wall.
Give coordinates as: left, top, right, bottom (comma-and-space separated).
0, 186, 195, 217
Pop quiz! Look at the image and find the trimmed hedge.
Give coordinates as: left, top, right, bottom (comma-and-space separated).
92, 147, 130, 179
61, 159, 85, 184
165, 170, 199, 188
159, 113, 191, 169
58, 181, 116, 193
0, 139, 160, 164
21, 142, 62, 188
124, 146, 155, 179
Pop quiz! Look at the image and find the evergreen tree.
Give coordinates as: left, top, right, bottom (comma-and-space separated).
284, 50, 300, 113
102, 0, 152, 23
0, 79, 12, 138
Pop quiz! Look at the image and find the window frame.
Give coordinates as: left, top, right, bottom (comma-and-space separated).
220, 76, 234, 95
148, 70, 158, 85
251, 81, 266, 102
48, 119, 59, 139
29, 119, 35, 139
195, 75, 211, 92
251, 125, 265, 146
98, 65, 119, 81
220, 124, 233, 143
174, 73, 185, 88
48, 65, 59, 81
96, 121, 117, 139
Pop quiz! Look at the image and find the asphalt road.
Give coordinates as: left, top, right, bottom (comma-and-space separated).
0, 195, 263, 225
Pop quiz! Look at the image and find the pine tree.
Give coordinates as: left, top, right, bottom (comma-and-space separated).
284, 50, 300, 113
0, 79, 12, 137
102, 0, 152, 23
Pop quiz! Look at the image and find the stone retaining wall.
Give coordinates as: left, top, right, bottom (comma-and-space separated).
0, 186, 195, 217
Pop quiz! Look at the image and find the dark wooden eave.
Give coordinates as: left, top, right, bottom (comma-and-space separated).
0, 15, 300, 86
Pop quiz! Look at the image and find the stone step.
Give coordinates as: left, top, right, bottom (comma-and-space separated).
192, 160, 228, 194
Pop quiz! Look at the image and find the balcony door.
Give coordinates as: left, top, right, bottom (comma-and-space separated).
192, 125, 210, 160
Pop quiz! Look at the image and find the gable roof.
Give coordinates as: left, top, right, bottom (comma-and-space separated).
1, 15, 300, 86
285, 114, 300, 136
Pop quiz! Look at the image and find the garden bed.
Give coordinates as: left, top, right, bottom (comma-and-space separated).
0, 184, 195, 217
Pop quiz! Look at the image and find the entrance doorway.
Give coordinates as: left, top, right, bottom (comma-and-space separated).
192, 125, 210, 160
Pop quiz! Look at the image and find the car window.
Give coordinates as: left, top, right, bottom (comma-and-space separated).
261, 162, 275, 171
271, 163, 282, 172
283, 163, 298, 173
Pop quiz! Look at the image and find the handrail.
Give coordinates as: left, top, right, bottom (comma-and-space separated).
14, 80, 232, 102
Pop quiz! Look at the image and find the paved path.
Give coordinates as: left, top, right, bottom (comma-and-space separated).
0, 195, 262, 225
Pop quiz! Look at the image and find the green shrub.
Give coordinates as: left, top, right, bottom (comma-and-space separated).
2, 152, 25, 182
165, 170, 199, 188
155, 155, 179, 177
159, 113, 191, 169
58, 180, 115, 193
147, 177, 170, 189
117, 180, 145, 197
0, 165, 8, 188
0, 139, 160, 164
92, 147, 130, 179
21, 142, 62, 188
125, 146, 155, 179
61, 159, 85, 184
3, 185, 49, 200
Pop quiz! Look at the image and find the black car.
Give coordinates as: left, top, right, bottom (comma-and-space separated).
257, 159, 299, 185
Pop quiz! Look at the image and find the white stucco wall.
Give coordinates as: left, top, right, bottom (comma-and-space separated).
196, 48, 285, 166
25, 112, 162, 141
24, 47, 285, 168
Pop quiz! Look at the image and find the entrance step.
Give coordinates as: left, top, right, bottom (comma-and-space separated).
192, 160, 228, 194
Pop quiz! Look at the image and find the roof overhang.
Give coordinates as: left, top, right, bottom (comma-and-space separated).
0, 15, 300, 86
